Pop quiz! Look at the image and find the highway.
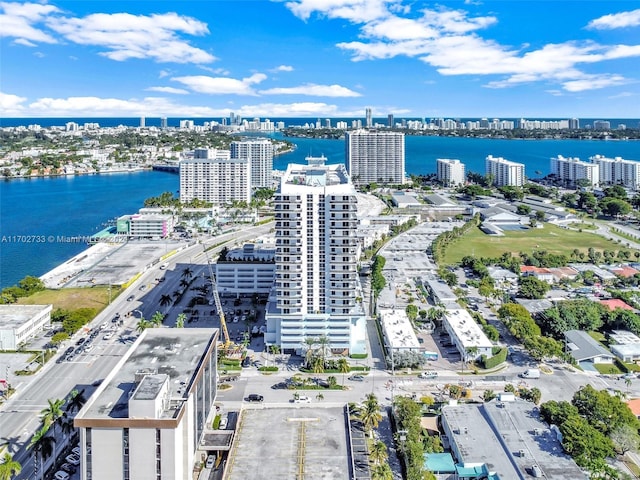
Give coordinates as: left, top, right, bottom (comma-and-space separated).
0, 223, 273, 479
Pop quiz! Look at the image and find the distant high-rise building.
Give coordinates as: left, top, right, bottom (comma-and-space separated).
485, 155, 525, 187
365, 108, 372, 128
230, 138, 274, 189
139, 116, 145, 128
265, 156, 366, 354
230, 112, 236, 125
179, 119, 194, 129
593, 120, 611, 131
436, 159, 466, 187
590, 155, 640, 190
65, 122, 78, 132
180, 150, 251, 205
550, 155, 599, 187
345, 129, 405, 186
569, 118, 580, 129
160, 117, 168, 129
387, 114, 394, 128
325, 118, 331, 128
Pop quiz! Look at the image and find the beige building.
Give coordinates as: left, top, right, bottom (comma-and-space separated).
0, 304, 52, 350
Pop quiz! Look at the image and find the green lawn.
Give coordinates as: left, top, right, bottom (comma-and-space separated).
441, 223, 638, 265
17, 286, 119, 311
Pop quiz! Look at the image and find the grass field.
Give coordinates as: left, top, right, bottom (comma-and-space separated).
17, 286, 121, 311
441, 223, 639, 265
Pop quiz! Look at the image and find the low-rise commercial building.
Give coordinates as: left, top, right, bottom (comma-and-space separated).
564, 329, 614, 366
0, 304, 52, 350
378, 308, 420, 353
441, 400, 584, 480
442, 309, 493, 361
117, 213, 175, 239
74, 328, 218, 480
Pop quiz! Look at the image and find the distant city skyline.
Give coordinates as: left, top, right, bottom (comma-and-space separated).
2, 1, 640, 118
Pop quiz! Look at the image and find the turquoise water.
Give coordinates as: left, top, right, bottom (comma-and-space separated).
1, 134, 639, 288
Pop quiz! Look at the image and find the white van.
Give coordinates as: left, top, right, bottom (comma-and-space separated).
520, 368, 541, 379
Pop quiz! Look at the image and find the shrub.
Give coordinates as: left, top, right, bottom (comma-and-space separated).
481, 347, 507, 369
212, 415, 221, 429
258, 366, 278, 372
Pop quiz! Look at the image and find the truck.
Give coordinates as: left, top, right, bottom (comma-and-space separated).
520, 368, 541, 379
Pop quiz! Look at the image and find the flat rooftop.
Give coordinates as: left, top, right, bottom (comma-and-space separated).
443, 400, 584, 479
0, 304, 51, 328
379, 308, 420, 350
444, 309, 493, 350
76, 328, 217, 421
226, 407, 350, 480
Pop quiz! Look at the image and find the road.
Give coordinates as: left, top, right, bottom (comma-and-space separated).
0, 223, 274, 479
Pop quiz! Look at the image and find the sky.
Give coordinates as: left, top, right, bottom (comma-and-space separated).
1, 0, 640, 119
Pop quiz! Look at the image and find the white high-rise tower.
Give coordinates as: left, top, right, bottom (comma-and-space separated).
345, 129, 405, 186
230, 139, 274, 189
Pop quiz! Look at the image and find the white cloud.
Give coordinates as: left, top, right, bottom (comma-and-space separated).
172, 73, 267, 95
47, 12, 215, 64
0, 91, 27, 114
159, 69, 172, 78
562, 74, 627, 92
273, 65, 294, 72
588, 9, 640, 30
608, 91, 636, 99
259, 83, 361, 97
0, 1, 59, 44
13, 37, 36, 47
146, 86, 190, 95
284, 0, 393, 23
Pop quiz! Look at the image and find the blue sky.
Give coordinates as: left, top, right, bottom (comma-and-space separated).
1, 0, 640, 119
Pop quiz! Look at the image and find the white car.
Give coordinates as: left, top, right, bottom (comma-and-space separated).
205, 455, 215, 469
294, 395, 311, 403
54, 471, 70, 480
219, 417, 228, 429
83, 344, 94, 353
72, 446, 81, 456
65, 454, 81, 466
103, 332, 114, 340
419, 371, 438, 379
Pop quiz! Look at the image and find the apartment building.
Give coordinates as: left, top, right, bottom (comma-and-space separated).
74, 329, 218, 480
345, 129, 405, 186
485, 155, 525, 187
215, 243, 276, 294
550, 155, 600, 187
265, 156, 367, 354
590, 155, 640, 190
179, 149, 251, 205
230, 139, 274, 189
436, 158, 466, 187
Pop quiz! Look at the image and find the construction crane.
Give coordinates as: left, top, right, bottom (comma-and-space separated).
203, 246, 231, 350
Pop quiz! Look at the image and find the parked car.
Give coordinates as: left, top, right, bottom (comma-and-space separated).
348, 375, 365, 382
127, 295, 135, 302
60, 463, 76, 474
294, 395, 311, 403
245, 394, 264, 403
419, 371, 438, 379
65, 454, 80, 465
205, 455, 215, 469
54, 471, 70, 480
219, 416, 228, 429
72, 446, 81, 456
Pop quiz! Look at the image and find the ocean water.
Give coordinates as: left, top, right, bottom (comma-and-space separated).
1, 124, 639, 289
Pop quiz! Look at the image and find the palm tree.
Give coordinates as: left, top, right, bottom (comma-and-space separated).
369, 440, 388, 465
150, 311, 164, 327
66, 389, 86, 415
179, 279, 190, 289
28, 427, 55, 480
303, 337, 317, 368
269, 344, 280, 364
370, 463, 393, 480
40, 398, 64, 461
159, 294, 173, 307
135, 319, 150, 333
175, 313, 187, 328
338, 358, 350, 387
316, 335, 331, 369
181, 267, 193, 280
0, 452, 21, 480
358, 393, 382, 438
311, 356, 324, 374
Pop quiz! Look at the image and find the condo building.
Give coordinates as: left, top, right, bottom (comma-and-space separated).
485, 155, 525, 187
74, 329, 218, 480
436, 158, 466, 187
179, 149, 251, 205
230, 139, 274, 189
345, 129, 405, 186
264, 156, 367, 355
550, 155, 600, 187
590, 155, 640, 190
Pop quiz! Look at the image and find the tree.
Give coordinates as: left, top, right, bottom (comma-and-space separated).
0, 452, 21, 480
518, 276, 550, 299
136, 319, 150, 333
369, 440, 388, 465
28, 427, 55, 480
175, 313, 186, 328
610, 424, 640, 456
181, 267, 193, 280
516, 204, 531, 215
405, 304, 418, 321
358, 393, 382, 438
150, 311, 164, 327
269, 344, 281, 364
40, 398, 64, 461
370, 463, 393, 480
600, 198, 631, 218
50, 331, 69, 346
65, 389, 86, 415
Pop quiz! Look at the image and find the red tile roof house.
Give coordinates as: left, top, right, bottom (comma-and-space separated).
520, 265, 556, 283
600, 299, 635, 311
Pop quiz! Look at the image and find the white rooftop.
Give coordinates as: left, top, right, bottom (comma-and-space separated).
379, 308, 420, 350
0, 304, 52, 329
444, 309, 493, 350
